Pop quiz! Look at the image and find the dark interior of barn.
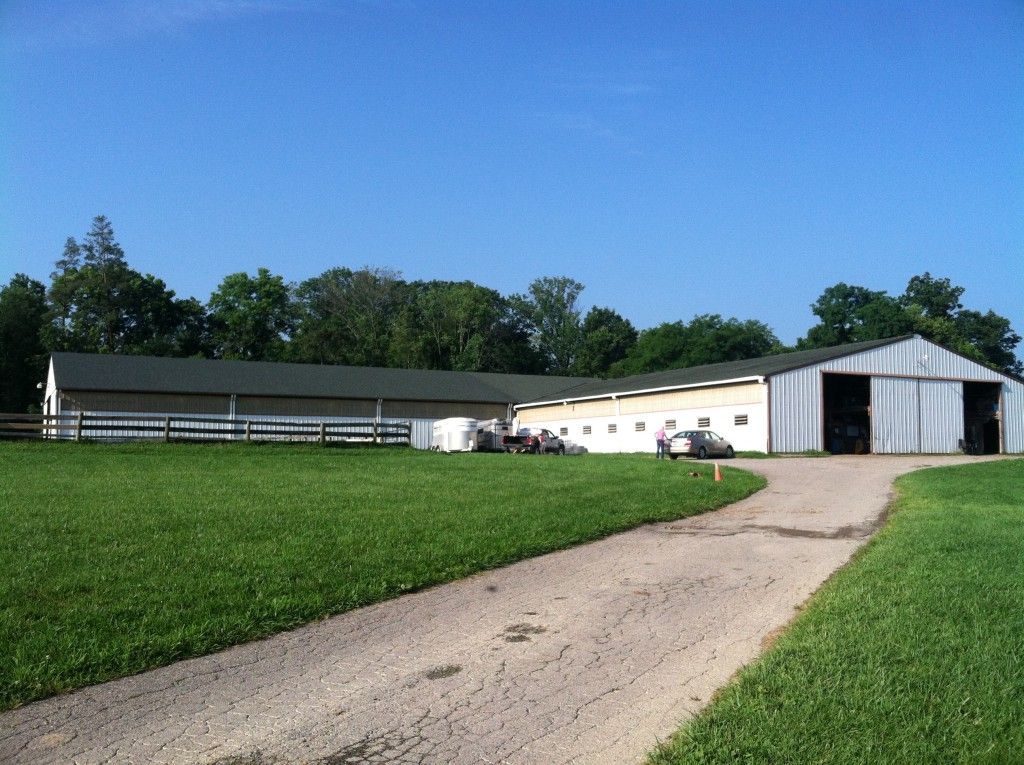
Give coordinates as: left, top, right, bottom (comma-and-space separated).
823, 374, 872, 454
963, 381, 1001, 454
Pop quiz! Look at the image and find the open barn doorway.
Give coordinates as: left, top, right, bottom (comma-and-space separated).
823, 374, 871, 454
963, 382, 1002, 454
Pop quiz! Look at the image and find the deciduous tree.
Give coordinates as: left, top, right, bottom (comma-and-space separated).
44, 216, 204, 356
207, 268, 295, 361
573, 307, 637, 377
513, 276, 585, 375
0, 274, 48, 412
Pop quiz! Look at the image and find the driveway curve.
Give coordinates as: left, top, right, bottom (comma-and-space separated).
0, 455, 1002, 764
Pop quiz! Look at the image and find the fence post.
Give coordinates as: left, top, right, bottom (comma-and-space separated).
245, 420, 252, 442
163, 416, 171, 442
373, 421, 379, 445
319, 422, 326, 446
74, 412, 83, 442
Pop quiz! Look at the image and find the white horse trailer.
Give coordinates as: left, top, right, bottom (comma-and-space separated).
431, 417, 478, 452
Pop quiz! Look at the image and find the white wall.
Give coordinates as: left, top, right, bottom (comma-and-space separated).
517, 400, 768, 454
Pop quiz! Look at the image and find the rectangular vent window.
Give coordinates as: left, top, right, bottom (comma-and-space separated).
665, 419, 676, 430
608, 424, 617, 434
734, 414, 748, 426
697, 417, 710, 428
582, 425, 592, 435
559, 427, 569, 436
635, 421, 646, 432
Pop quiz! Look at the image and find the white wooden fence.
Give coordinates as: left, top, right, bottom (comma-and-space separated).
0, 413, 412, 446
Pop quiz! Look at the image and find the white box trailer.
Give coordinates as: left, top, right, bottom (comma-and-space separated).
476, 418, 514, 452
431, 417, 478, 452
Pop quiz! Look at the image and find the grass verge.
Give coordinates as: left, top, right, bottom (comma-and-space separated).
649, 458, 1024, 765
0, 441, 764, 711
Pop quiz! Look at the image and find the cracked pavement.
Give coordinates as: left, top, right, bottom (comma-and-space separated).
0, 455, 1001, 764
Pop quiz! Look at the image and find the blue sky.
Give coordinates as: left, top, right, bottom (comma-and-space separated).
2, 0, 1021, 350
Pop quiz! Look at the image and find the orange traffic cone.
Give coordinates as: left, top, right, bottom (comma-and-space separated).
714, 463, 723, 482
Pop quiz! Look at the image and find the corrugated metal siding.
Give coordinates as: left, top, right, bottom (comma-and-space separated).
871, 377, 919, 454
1003, 379, 1024, 453
770, 371, 821, 452
811, 336, 1007, 381
919, 380, 964, 453
872, 378, 962, 453
772, 337, 1018, 453
404, 418, 435, 450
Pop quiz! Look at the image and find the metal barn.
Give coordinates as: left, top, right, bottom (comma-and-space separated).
515, 336, 1023, 455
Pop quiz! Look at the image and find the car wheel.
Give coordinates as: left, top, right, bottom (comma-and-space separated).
558, 445, 565, 455
725, 446, 735, 459
698, 446, 708, 459
669, 454, 678, 460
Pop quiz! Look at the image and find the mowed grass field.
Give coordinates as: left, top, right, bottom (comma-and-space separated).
0, 442, 764, 711
650, 459, 1024, 765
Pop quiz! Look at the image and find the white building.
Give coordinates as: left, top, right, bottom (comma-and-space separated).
515, 335, 1024, 455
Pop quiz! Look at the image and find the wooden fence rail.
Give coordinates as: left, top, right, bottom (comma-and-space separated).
0, 413, 412, 447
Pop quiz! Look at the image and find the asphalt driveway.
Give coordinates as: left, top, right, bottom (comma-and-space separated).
0, 455, 1001, 764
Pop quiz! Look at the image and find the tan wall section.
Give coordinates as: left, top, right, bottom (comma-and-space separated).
519, 398, 616, 423
63, 390, 229, 414
620, 382, 762, 413
519, 382, 763, 422
382, 401, 507, 419
236, 396, 377, 417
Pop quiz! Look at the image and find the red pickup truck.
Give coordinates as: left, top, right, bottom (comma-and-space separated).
501, 427, 566, 455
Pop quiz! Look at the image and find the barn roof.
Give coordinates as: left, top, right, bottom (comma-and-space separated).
518, 336, 914, 405
50, 352, 594, 405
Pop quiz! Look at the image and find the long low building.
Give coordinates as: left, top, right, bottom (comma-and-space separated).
43, 335, 1024, 454
515, 335, 1024, 455
43, 353, 592, 449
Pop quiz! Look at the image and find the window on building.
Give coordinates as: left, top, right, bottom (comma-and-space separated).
582, 425, 592, 435
608, 424, 617, 434
559, 427, 569, 436
665, 419, 676, 430
698, 416, 710, 428
635, 421, 645, 432
734, 414, 748, 426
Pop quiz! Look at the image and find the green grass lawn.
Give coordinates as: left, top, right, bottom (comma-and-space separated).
650, 458, 1024, 765
0, 441, 763, 711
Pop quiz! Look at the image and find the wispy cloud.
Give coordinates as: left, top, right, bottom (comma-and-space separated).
553, 74, 654, 98
540, 112, 644, 156
2, 0, 306, 52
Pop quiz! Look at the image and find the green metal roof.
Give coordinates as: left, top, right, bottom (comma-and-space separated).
50, 353, 595, 405
518, 336, 914, 405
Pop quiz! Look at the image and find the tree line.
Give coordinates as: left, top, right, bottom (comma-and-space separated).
1, 215, 1020, 412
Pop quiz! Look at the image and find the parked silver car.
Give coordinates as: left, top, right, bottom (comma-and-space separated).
668, 430, 734, 460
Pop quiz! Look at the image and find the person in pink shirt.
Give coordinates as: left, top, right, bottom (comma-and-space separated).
655, 426, 668, 459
